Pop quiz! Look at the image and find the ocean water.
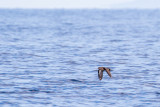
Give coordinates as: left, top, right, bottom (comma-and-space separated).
0, 9, 160, 107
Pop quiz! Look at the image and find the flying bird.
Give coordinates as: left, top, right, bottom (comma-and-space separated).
98, 67, 112, 80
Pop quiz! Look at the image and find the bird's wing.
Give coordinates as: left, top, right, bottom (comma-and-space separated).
105, 69, 112, 77
98, 70, 103, 80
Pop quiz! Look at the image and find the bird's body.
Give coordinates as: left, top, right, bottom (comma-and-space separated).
98, 67, 112, 80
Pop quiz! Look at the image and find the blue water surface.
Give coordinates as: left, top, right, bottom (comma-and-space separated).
0, 9, 160, 107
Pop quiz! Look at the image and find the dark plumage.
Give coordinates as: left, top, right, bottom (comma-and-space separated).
98, 67, 112, 80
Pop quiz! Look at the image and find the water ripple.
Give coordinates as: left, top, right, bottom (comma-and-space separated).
0, 9, 160, 106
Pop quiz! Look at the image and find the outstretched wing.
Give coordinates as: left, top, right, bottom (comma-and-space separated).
105, 69, 112, 77
98, 70, 103, 80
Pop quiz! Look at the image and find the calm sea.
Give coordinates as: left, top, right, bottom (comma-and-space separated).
0, 9, 160, 107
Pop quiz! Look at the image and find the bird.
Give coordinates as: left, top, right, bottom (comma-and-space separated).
98, 67, 112, 80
